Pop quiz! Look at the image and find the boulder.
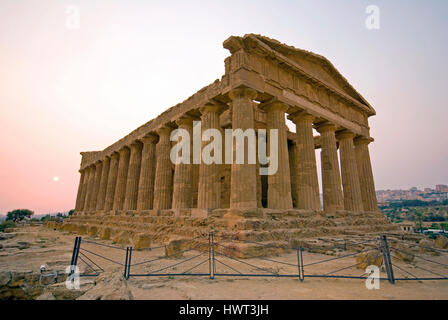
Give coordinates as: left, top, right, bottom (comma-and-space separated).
0, 232, 15, 240
87, 226, 98, 237
99, 227, 111, 240
392, 245, 414, 263
165, 238, 188, 258
36, 291, 56, 300
77, 225, 88, 235
133, 233, 151, 249
418, 239, 436, 254
356, 250, 383, 270
112, 231, 132, 245
434, 236, 448, 249
77, 273, 133, 300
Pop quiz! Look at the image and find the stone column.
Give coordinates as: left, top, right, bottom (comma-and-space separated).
84, 165, 96, 212
96, 156, 110, 211
153, 126, 173, 210
290, 113, 321, 210
75, 170, 85, 211
260, 100, 292, 209
79, 168, 90, 211
113, 147, 131, 211
197, 104, 222, 209
104, 153, 119, 211
288, 141, 298, 208
228, 87, 258, 209
316, 123, 344, 212
337, 131, 364, 212
172, 117, 194, 209
80, 167, 91, 212
354, 137, 378, 211
90, 161, 103, 212
137, 135, 158, 210
123, 141, 143, 210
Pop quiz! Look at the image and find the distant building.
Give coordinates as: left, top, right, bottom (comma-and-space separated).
436, 184, 448, 193
398, 222, 414, 233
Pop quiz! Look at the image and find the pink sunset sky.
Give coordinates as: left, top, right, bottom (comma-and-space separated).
1, 0, 447, 215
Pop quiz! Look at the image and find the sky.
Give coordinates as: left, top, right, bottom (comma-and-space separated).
0, 0, 447, 214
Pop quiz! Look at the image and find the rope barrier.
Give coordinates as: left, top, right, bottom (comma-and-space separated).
214, 251, 278, 276
214, 257, 243, 275
302, 247, 378, 268
81, 239, 126, 251
80, 247, 124, 266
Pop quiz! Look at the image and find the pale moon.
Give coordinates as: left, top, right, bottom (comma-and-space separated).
53, 176, 60, 182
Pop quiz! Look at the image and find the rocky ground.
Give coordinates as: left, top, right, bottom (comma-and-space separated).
0, 224, 447, 300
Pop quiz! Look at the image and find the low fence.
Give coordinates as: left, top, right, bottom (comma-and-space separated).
70, 236, 129, 277
69, 233, 448, 283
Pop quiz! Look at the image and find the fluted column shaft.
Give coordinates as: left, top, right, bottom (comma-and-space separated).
197, 105, 222, 209
79, 168, 90, 211
96, 157, 110, 211
263, 101, 292, 209
228, 87, 258, 209
172, 118, 194, 209
317, 123, 344, 212
113, 147, 131, 211
288, 142, 298, 208
90, 161, 103, 212
75, 170, 85, 211
137, 135, 158, 210
84, 166, 96, 212
291, 113, 321, 210
153, 126, 173, 210
104, 153, 119, 211
338, 131, 364, 212
124, 142, 143, 210
354, 137, 378, 211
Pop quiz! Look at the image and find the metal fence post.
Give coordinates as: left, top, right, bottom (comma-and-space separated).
126, 247, 133, 280
211, 232, 215, 279
297, 247, 304, 281
123, 247, 129, 279
69, 236, 81, 276
381, 235, 395, 284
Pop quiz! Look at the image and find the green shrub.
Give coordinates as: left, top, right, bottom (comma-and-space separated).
0, 220, 16, 232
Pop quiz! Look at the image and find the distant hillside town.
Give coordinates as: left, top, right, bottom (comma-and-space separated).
376, 184, 448, 204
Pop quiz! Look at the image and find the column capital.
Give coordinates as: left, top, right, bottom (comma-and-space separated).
259, 99, 288, 113
118, 146, 130, 156
175, 115, 194, 127
336, 130, 356, 141
141, 133, 159, 144
288, 110, 315, 123
315, 122, 337, 134
110, 151, 119, 160
200, 100, 226, 115
228, 86, 258, 101
129, 140, 143, 151
354, 136, 374, 146
156, 125, 173, 137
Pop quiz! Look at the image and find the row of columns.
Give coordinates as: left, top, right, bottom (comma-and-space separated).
75, 87, 378, 214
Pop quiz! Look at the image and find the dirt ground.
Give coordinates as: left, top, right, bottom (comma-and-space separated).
0, 225, 447, 300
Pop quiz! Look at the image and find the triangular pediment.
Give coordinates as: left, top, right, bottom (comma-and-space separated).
224, 34, 375, 115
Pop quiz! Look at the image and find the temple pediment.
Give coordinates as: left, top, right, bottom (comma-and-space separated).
223, 34, 375, 116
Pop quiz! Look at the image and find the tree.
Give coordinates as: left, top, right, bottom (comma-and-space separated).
414, 212, 423, 232
68, 209, 75, 216
6, 209, 34, 221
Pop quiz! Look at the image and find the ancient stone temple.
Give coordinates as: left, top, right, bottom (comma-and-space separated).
62, 34, 396, 252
